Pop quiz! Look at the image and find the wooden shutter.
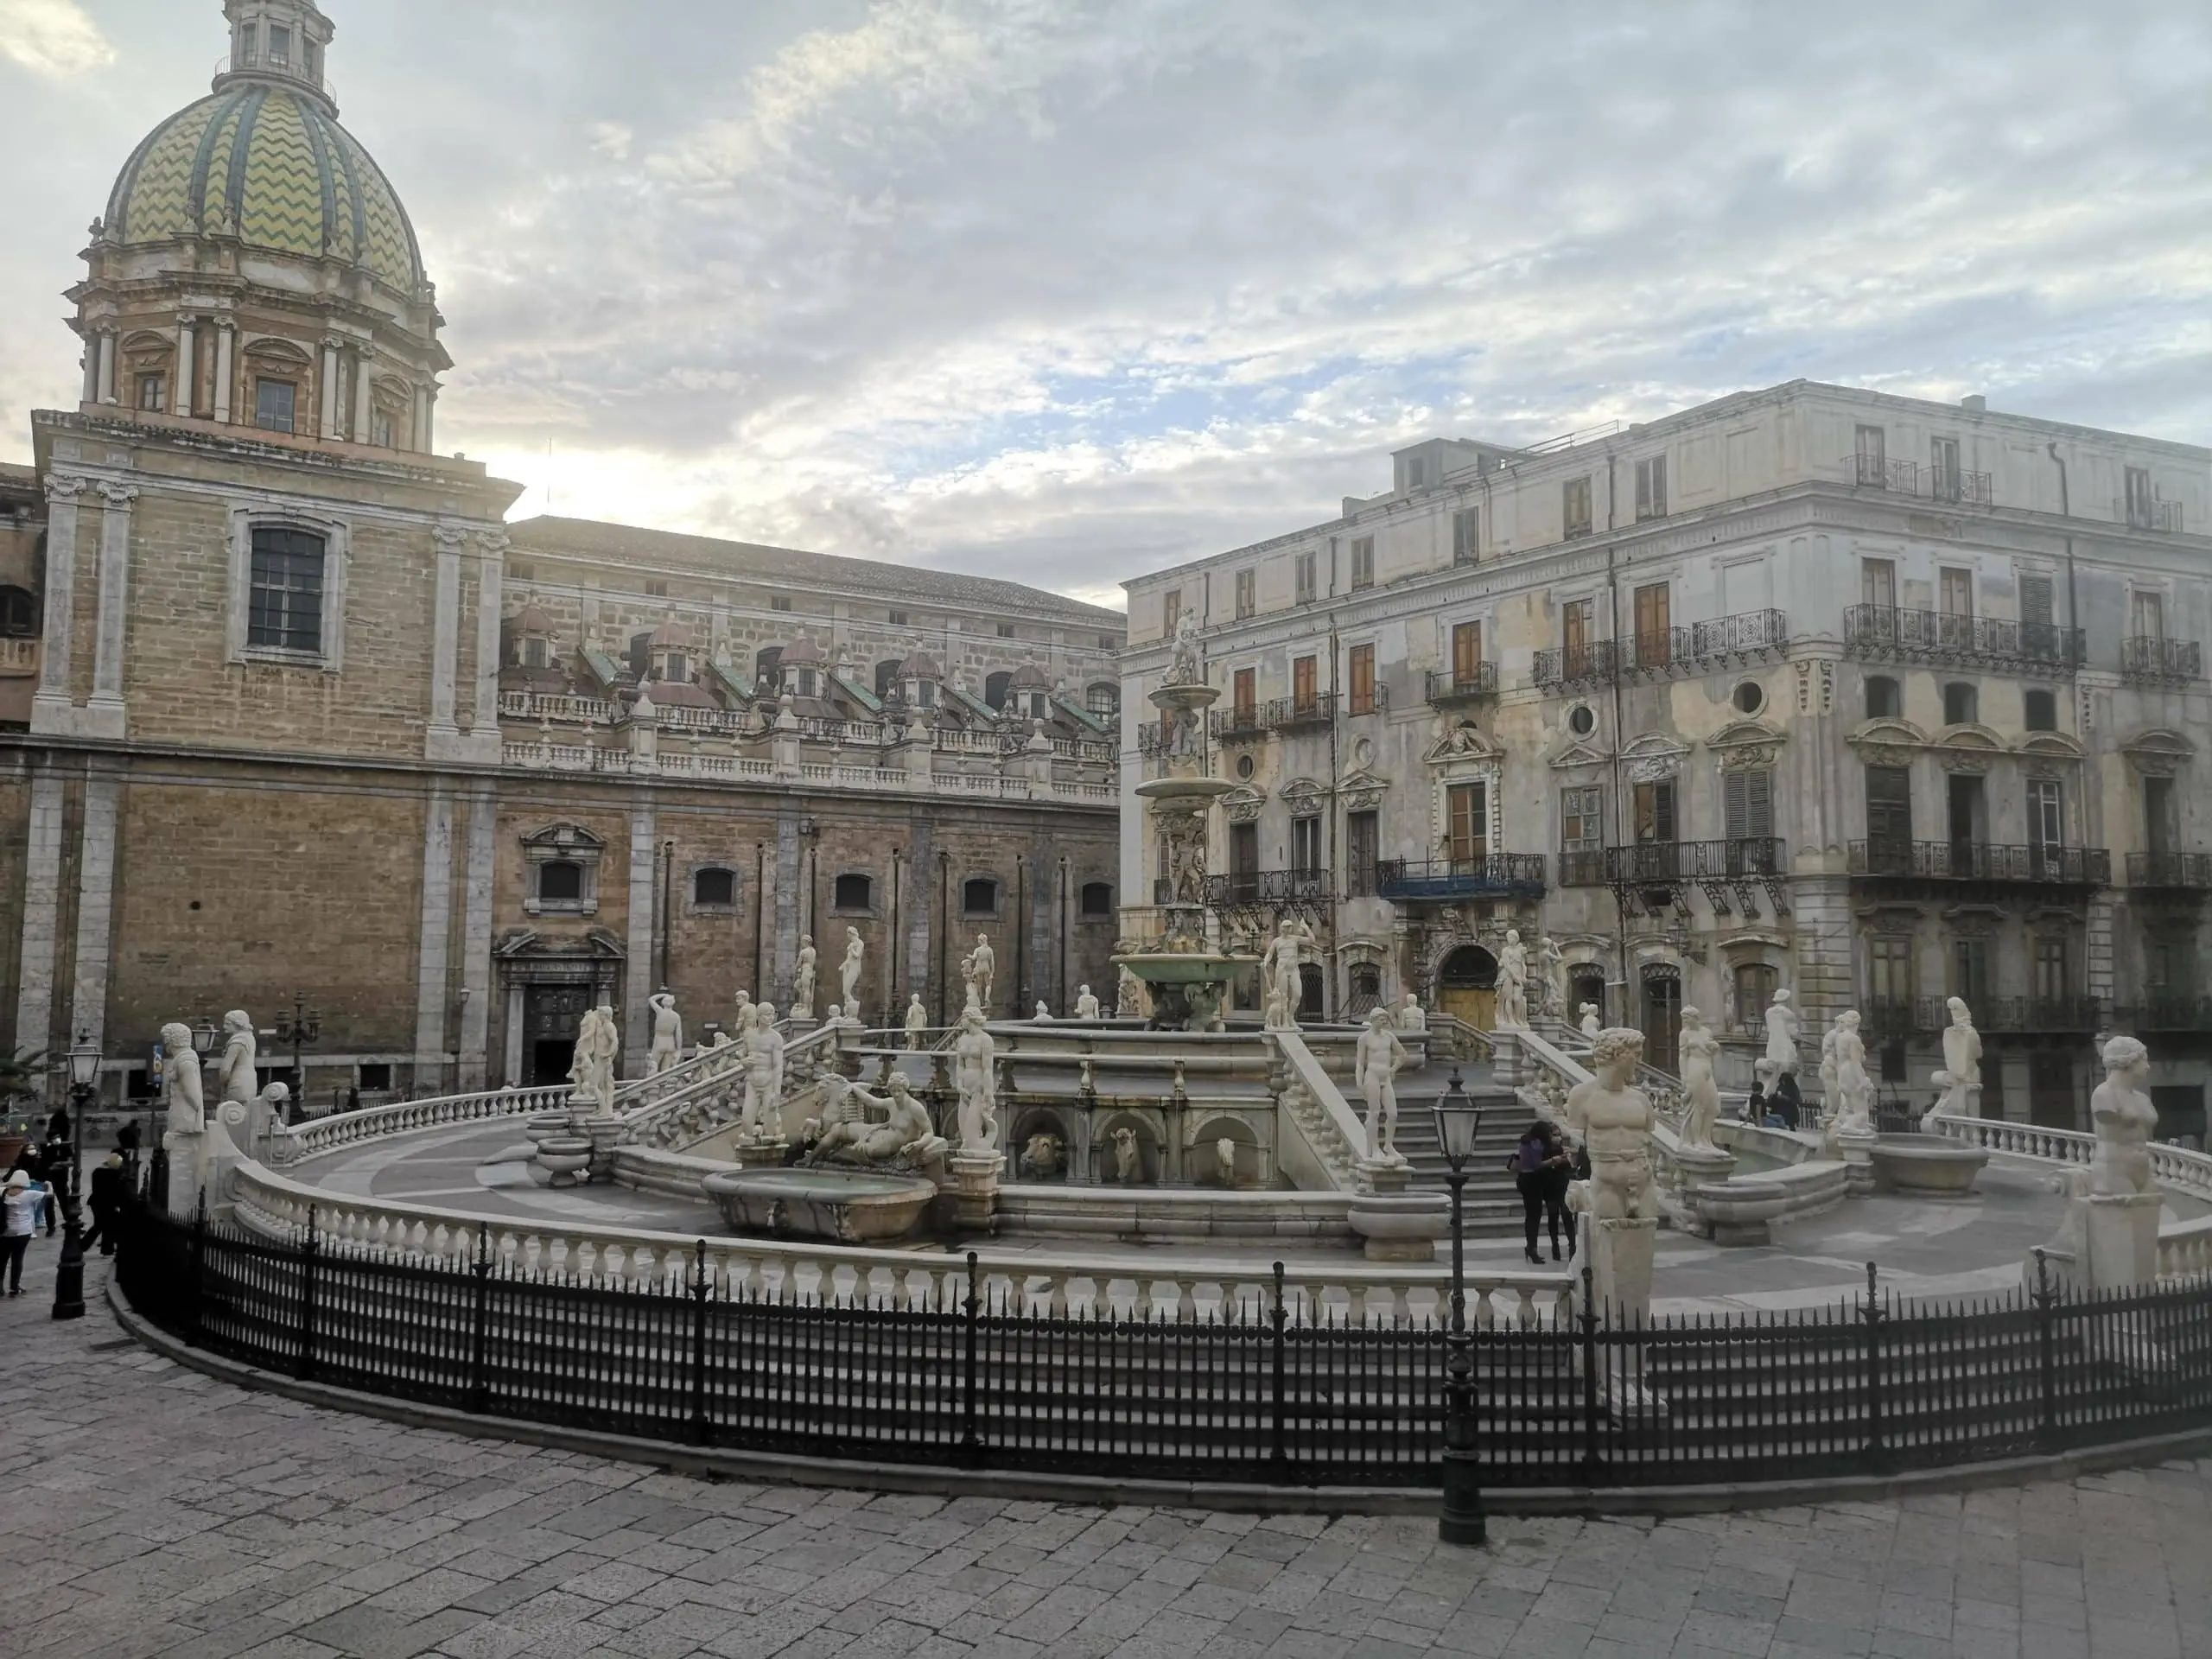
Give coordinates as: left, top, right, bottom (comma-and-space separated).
1452, 622, 1481, 683
1725, 769, 1772, 841
1233, 667, 1255, 715
1293, 654, 1316, 710
1447, 783, 1485, 861
1349, 645, 1375, 713
1862, 558, 1896, 609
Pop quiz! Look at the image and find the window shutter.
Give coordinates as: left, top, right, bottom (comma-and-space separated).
1746, 770, 1772, 839
2021, 575, 2053, 631
1724, 770, 1746, 840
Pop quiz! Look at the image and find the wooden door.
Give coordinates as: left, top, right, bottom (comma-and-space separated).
524, 982, 591, 1087
1642, 972, 1681, 1076
1439, 987, 1496, 1030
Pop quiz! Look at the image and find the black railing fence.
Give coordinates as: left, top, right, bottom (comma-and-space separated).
1842, 605, 2086, 671
1849, 840, 2111, 886
116, 1204, 2212, 1491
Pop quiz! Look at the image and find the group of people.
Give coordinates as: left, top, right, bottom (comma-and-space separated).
1507, 1121, 1582, 1267
2, 1113, 132, 1296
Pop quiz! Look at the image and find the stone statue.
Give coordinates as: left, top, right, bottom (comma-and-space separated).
1033, 1001, 1052, 1023
1942, 997, 1983, 1117
1580, 1003, 1600, 1041
1827, 1011, 1872, 1138
1764, 988, 1802, 1076
1562, 1028, 1658, 1221
1019, 1133, 1063, 1180
1538, 936, 1567, 1020
1259, 920, 1304, 1027
806, 1073, 944, 1171
1262, 980, 1293, 1031
1818, 1014, 1845, 1103
734, 989, 753, 1033
2089, 1035, 2156, 1196
160, 1021, 204, 1135
1167, 608, 1204, 686
569, 1004, 620, 1117
1216, 1135, 1237, 1188
839, 927, 865, 1015
904, 994, 929, 1049
738, 1003, 785, 1140
1074, 984, 1101, 1020
1116, 963, 1143, 1018
952, 1007, 1000, 1153
215, 1010, 257, 1104
792, 935, 817, 1020
646, 992, 683, 1076
1111, 1124, 1141, 1184
1395, 992, 1427, 1034
1676, 1006, 1722, 1151
1496, 930, 1529, 1029
1355, 1007, 1409, 1164
965, 933, 995, 1013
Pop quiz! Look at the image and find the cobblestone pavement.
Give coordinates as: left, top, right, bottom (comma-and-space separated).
4, 1247, 2209, 1659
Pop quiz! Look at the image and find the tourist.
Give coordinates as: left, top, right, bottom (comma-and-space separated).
1744, 1072, 1767, 1125
6, 1138, 55, 1237
1, 1169, 42, 1295
81, 1153, 125, 1257
1507, 1123, 1571, 1267
1770, 1068, 1802, 1131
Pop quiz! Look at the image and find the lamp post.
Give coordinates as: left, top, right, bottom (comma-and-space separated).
1430, 1067, 1486, 1546
273, 994, 321, 1124
50, 1033, 100, 1320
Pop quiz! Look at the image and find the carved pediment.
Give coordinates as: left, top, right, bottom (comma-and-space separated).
1620, 731, 1693, 784
1280, 777, 1329, 819
1931, 723, 2006, 773
519, 821, 607, 854
1847, 716, 1927, 771
2121, 728, 2196, 776
2015, 731, 2086, 766
1425, 722, 1502, 766
1336, 767, 1389, 812
1709, 716, 1785, 770
1221, 784, 1266, 824
1547, 738, 1612, 771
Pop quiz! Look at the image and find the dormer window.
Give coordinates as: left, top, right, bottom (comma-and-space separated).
522, 636, 550, 670
917, 681, 936, 709
657, 649, 688, 683
795, 667, 820, 698
1028, 692, 1048, 719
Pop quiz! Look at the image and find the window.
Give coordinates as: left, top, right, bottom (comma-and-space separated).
1733, 962, 1777, 1031
1294, 551, 1318, 604
1940, 567, 1973, 617
2147, 938, 2194, 999
1953, 938, 1991, 1009
1633, 582, 1670, 669
1232, 667, 1255, 718
1229, 822, 1259, 877
1861, 557, 1897, 610
1162, 588, 1181, 636
1854, 423, 1887, 484
522, 636, 550, 670
1079, 880, 1113, 918
1292, 654, 1317, 712
238, 22, 256, 61
370, 406, 394, 448
1732, 680, 1764, 715
1562, 476, 1592, 538
2132, 589, 2165, 641
2126, 467, 2156, 526
1452, 508, 1479, 565
1291, 817, 1322, 876
1942, 682, 1978, 726
693, 868, 736, 907
1098, 633, 1115, 650
2020, 573, 2056, 658
1930, 436, 1961, 501
645, 579, 669, 597
1562, 596, 1593, 673
983, 671, 1012, 710
996, 623, 1015, 639
2033, 937, 2069, 1004
1634, 455, 1667, 520
2145, 775, 2177, 856
247, 526, 326, 653
1446, 782, 1487, 863
1346, 810, 1379, 896
1347, 644, 1376, 715
770, 595, 791, 613
1567, 703, 1596, 736
962, 877, 998, 916
1450, 621, 1482, 686
1085, 681, 1118, 716
1948, 772, 1986, 852
0, 586, 38, 637
1234, 569, 1255, 620
1561, 786, 1604, 852
1866, 765, 1911, 849
2024, 689, 2056, 732
1870, 936, 1913, 1007
834, 873, 873, 912
888, 608, 910, 626
1351, 537, 1375, 591
1633, 780, 1676, 843
538, 861, 584, 904
254, 378, 296, 434
1723, 769, 1774, 845
357, 1063, 392, 1092
2028, 779, 2063, 851
794, 667, 821, 699
1865, 675, 1900, 718
753, 646, 783, 693
267, 23, 291, 66
137, 372, 165, 412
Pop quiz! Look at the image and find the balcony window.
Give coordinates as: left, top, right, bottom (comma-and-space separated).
2033, 937, 2069, 1004
1347, 644, 1376, 715
1446, 783, 1488, 863
1723, 768, 1773, 845
1293, 654, 1317, 713
1634, 455, 1667, 521
1633, 779, 1676, 844
1291, 817, 1322, 878
1450, 621, 1482, 686
1942, 682, 1978, 726
1452, 507, 1479, 564
1294, 550, 1317, 604
1866, 765, 1911, 851
2028, 779, 2063, 854
1870, 935, 1912, 1007
1953, 938, 1992, 1010
2126, 467, 2158, 528
2132, 589, 2165, 643
1346, 810, 1378, 896
1930, 437, 1962, 502
1351, 537, 1375, 591
1854, 424, 1887, 485
1940, 568, 1973, 619
1861, 558, 1896, 610
1562, 476, 1592, 539
1633, 582, 1670, 670
1234, 569, 1255, 620
1232, 667, 1255, 721
254, 377, 297, 435
2145, 775, 2177, 856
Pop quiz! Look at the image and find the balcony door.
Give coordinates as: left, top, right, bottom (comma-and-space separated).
1952, 938, 1991, 1015
1947, 773, 1986, 872
2027, 779, 2063, 876
1642, 967, 1682, 1077
1866, 765, 1912, 870
2145, 775, 2177, 857
1292, 653, 1318, 715
2030, 1053, 2075, 1130
1451, 621, 1483, 688
1346, 810, 1378, 898
1446, 782, 1488, 868
1723, 767, 1774, 868
1228, 821, 1259, 905
524, 982, 592, 1087
1634, 582, 1671, 670
1437, 944, 1497, 1033
1233, 666, 1255, 722
1562, 598, 1592, 677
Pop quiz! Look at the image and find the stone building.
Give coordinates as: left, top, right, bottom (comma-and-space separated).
1120, 382, 2212, 1135
3, 0, 1124, 1108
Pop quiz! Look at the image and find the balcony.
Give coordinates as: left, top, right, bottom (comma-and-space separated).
1530, 639, 1621, 691
1208, 693, 1337, 741
1620, 609, 1790, 680
2118, 497, 2185, 533
1841, 605, 2085, 674
2128, 852, 2212, 889
2112, 996, 2212, 1033
1373, 855, 1547, 902
1424, 664, 1499, 707
1203, 869, 1332, 917
1563, 839, 1788, 885
1864, 996, 2103, 1035
1345, 683, 1391, 719
2120, 636, 2202, 685
1846, 455, 1994, 507
1848, 840, 2111, 887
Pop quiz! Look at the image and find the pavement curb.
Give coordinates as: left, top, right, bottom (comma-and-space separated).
106, 1281, 2212, 1519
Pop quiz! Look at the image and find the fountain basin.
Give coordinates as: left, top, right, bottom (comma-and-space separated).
702, 1167, 938, 1243
1134, 776, 1239, 802
1869, 1134, 1989, 1197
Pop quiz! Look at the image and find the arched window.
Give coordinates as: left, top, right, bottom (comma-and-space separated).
538, 861, 583, 903
1078, 881, 1113, 917
693, 868, 735, 907
2024, 688, 2057, 733
1298, 963, 1325, 1018
1942, 682, 1978, 726
963, 877, 999, 916
1865, 676, 1901, 719
1346, 963, 1382, 1016
754, 646, 783, 695
834, 873, 873, 912
0, 585, 36, 638
874, 659, 900, 699
984, 671, 1012, 710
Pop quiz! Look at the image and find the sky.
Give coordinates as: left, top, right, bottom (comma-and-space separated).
3, 1, 2209, 611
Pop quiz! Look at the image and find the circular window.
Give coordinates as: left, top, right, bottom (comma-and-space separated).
1567, 704, 1596, 736
1733, 681, 1765, 715
1353, 736, 1376, 768
1235, 753, 1255, 781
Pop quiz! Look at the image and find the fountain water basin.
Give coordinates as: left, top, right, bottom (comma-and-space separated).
1868, 1133, 1990, 1197
702, 1166, 938, 1243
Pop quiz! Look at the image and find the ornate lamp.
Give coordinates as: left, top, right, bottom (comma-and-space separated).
1430, 1066, 1487, 1548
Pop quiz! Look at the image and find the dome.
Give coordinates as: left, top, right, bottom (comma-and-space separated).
103, 82, 425, 296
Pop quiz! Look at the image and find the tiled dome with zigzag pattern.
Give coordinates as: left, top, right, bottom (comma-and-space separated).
104, 82, 425, 295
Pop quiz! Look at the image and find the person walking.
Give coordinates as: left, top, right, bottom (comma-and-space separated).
81, 1153, 124, 1256
1, 1169, 41, 1295
7, 1139, 55, 1237
1507, 1122, 1572, 1267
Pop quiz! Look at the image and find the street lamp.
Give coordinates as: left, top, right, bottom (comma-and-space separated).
50, 1033, 100, 1320
1430, 1067, 1487, 1546
273, 994, 322, 1124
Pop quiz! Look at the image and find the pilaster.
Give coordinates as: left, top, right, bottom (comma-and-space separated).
31, 475, 85, 731
11, 772, 67, 1065
425, 526, 465, 754
175, 317, 195, 418
66, 770, 122, 1054
85, 481, 137, 738
457, 781, 498, 1090
411, 785, 454, 1090
213, 321, 234, 424
624, 804, 658, 1074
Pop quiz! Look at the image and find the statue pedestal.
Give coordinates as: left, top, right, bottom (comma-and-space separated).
734, 1137, 790, 1173
1490, 1032, 1528, 1088
787, 1014, 820, 1038
1582, 1215, 1662, 1410
1832, 1125, 1879, 1197
2082, 1191, 2163, 1292
949, 1151, 1005, 1233
163, 1128, 204, 1215
1347, 1159, 1446, 1262
534, 1134, 592, 1187
584, 1117, 624, 1180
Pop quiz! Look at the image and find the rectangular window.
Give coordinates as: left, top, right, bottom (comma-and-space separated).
1723, 768, 1774, 843
1291, 817, 1322, 877
1733, 962, 1777, 1030
1562, 476, 1592, 538
370, 406, 395, 448
1346, 810, 1379, 896
1405, 455, 1427, 490
2028, 779, 2063, 850
1232, 667, 1255, 717
1292, 654, 1317, 712
1632, 779, 1676, 843
1562, 596, 1592, 672
254, 378, 297, 434
137, 372, 165, 412
1940, 566, 1973, 617
887, 608, 909, 626
1451, 507, 1479, 564
1162, 588, 1181, 636
1351, 537, 1375, 590
1633, 582, 1670, 669
2132, 589, 2165, 641
996, 622, 1015, 639
2020, 572, 2056, 658
2033, 938, 2069, 1004
1866, 765, 1911, 850
1953, 938, 1991, 1009
1294, 551, 1317, 604
1560, 786, 1603, 851
1634, 455, 1667, 520
2146, 775, 2177, 856
1861, 557, 1897, 610
1234, 569, 1255, 620
267, 23, 291, 66
1855, 423, 1887, 484
1229, 821, 1259, 876
2126, 466, 2156, 524
1446, 782, 1488, 863
2147, 938, 2193, 998
1347, 644, 1376, 715
1870, 936, 1913, 1007
1930, 436, 1961, 500
247, 525, 326, 653
238, 22, 256, 61
644, 579, 669, 598
1451, 621, 1482, 685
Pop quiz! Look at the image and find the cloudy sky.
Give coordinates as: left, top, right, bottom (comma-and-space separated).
3, 0, 2209, 608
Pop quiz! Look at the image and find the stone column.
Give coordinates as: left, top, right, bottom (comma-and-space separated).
319, 340, 341, 436
624, 805, 658, 1074
66, 771, 122, 1056
11, 771, 66, 1062
425, 526, 465, 754
213, 322, 235, 424
471, 534, 505, 736
86, 482, 137, 737
80, 337, 99, 404
411, 785, 454, 1093
458, 782, 497, 1090
98, 331, 117, 404
32, 475, 86, 728
353, 346, 374, 442
174, 318, 195, 417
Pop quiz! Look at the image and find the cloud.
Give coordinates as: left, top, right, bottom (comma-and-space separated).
0, 0, 113, 77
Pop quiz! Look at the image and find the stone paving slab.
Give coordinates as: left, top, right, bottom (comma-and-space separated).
3, 1237, 2206, 1657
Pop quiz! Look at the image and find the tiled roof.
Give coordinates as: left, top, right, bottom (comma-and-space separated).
507, 516, 1126, 630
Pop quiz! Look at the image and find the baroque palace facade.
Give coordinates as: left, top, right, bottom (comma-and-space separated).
1120, 383, 2212, 1136
4, 1, 1124, 1106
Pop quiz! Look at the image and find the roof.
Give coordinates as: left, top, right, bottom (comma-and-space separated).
508, 516, 1126, 628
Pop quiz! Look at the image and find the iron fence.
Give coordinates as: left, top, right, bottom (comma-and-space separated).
1211, 694, 1338, 740
1842, 605, 2086, 672
116, 1204, 2212, 1491
1424, 664, 1500, 704
2129, 852, 2212, 889
2118, 496, 2185, 533
1849, 840, 2110, 887
2121, 637, 2203, 683
1204, 870, 1334, 909
1376, 855, 1548, 901
1859, 996, 2103, 1036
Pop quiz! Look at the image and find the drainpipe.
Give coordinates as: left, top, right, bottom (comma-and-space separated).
1606, 535, 1630, 1027
753, 842, 766, 999
887, 849, 901, 1028
938, 852, 951, 1025
658, 838, 675, 991
1014, 855, 1027, 1015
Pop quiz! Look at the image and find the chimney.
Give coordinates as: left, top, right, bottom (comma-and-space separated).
1961, 395, 1986, 414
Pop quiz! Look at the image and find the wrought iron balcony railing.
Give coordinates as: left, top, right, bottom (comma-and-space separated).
2127, 852, 2212, 889
1345, 682, 1391, 718
1209, 693, 1338, 741
1845, 455, 1993, 506
2120, 636, 2202, 683
1531, 640, 1620, 690
2112, 997, 2212, 1032
1424, 664, 1499, 706
1848, 840, 2111, 887
1575, 838, 1787, 886
1864, 996, 2103, 1035
2118, 496, 2185, 533
1621, 610, 1790, 678
1203, 869, 1333, 910
1374, 855, 1547, 901
1842, 605, 2085, 673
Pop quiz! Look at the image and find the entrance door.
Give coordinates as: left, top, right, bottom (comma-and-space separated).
525, 982, 592, 1086
1642, 970, 1682, 1077
1437, 945, 1498, 1030
1569, 969, 1606, 1027
2029, 1053, 2075, 1130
